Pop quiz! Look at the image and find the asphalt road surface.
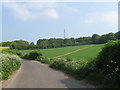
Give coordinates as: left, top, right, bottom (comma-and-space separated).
5, 60, 94, 88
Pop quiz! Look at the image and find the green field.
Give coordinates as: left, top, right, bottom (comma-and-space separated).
20, 44, 104, 60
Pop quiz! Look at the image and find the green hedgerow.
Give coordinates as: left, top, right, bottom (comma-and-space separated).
88, 40, 120, 87
0, 53, 21, 80
50, 57, 92, 78
1, 49, 22, 57
95, 40, 120, 80
36, 56, 51, 64
22, 50, 42, 60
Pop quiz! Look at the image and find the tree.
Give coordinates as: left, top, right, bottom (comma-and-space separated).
91, 34, 100, 44
1, 42, 12, 46
10, 40, 29, 50
37, 39, 49, 49
115, 31, 120, 39
76, 37, 91, 45
99, 33, 115, 44
28, 42, 35, 49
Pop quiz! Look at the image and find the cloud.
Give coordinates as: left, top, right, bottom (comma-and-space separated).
84, 11, 118, 27
62, 4, 79, 13
84, 18, 96, 24
3, 2, 60, 21
3, 2, 78, 21
44, 9, 59, 19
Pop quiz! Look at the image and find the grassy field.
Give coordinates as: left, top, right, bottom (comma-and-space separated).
20, 44, 104, 60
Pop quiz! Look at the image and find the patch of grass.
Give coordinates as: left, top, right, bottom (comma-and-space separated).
64, 44, 103, 60
20, 44, 104, 60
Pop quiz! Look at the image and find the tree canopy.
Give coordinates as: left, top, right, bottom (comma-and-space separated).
1, 31, 120, 50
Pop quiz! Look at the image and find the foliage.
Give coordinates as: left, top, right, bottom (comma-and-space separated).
36, 31, 119, 49
115, 31, 120, 39
10, 40, 29, 50
22, 50, 43, 60
20, 44, 103, 60
36, 56, 51, 64
1, 31, 119, 50
50, 58, 92, 78
1, 49, 22, 57
92, 40, 120, 83
49, 40, 120, 87
0, 53, 21, 80
91, 34, 100, 44
99, 33, 116, 44
0, 42, 12, 47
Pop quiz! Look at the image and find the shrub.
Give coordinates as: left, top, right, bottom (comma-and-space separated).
22, 50, 42, 60
89, 40, 120, 87
0, 53, 21, 80
1, 49, 22, 57
50, 58, 92, 78
50, 58, 67, 69
36, 56, 51, 64
94, 40, 120, 80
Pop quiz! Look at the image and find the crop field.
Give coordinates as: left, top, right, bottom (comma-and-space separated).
0, 47, 10, 50
20, 44, 104, 60
41, 44, 104, 60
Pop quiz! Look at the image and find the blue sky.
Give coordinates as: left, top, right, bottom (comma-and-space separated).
1, 2, 118, 43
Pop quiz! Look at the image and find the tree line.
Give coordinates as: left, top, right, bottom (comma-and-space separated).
1, 31, 120, 50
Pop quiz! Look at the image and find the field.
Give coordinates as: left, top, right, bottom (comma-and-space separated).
20, 44, 104, 60
0, 47, 10, 50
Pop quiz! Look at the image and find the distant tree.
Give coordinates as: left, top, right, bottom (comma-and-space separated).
76, 37, 91, 45
99, 33, 115, 44
1, 42, 12, 46
37, 39, 49, 49
28, 42, 35, 49
2, 31, 119, 50
10, 40, 29, 50
115, 31, 120, 39
91, 34, 100, 44
30, 42, 35, 45
107, 33, 115, 40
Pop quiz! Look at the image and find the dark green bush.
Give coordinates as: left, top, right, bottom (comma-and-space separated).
88, 40, 120, 87
22, 50, 42, 60
36, 56, 51, 64
94, 40, 120, 79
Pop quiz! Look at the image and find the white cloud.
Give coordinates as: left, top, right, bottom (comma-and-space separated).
3, 2, 60, 21
84, 11, 118, 27
44, 9, 59, 19
3, 2, 78, 21
62, 4, 79, 13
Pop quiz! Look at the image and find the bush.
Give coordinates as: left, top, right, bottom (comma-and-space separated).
0, 53, 21, 80
22, 50, 42, 60
50, 58, 67, 69
1, 49, 22, 57
94, 40, 120, 80
36, 56, 51, 64
88, 40, 120, 87
50, 58, 92, 78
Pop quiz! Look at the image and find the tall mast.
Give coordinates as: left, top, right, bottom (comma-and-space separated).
64, 29, 66, 39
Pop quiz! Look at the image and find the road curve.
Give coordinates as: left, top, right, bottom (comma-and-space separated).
5, 60, 94, 88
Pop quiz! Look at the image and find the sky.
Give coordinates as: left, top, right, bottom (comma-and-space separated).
1, 1, 118, 43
